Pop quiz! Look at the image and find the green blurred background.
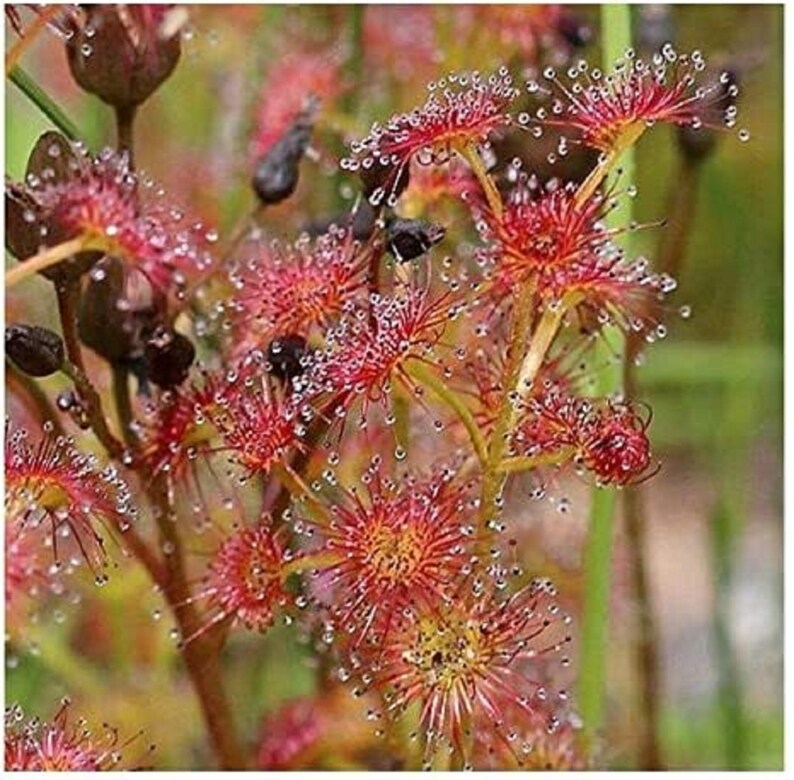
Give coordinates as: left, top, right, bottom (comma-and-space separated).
5, 4, 782, 769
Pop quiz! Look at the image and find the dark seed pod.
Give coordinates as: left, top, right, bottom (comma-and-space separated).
360, 158, 411, 205
6, 324, 65, 377
351, 200, 379, 241
385, 218, 445, 263
266, 335, 310, 382
143, 326, 196, 389
252, 103, 316, 206
302, 199, 378, 242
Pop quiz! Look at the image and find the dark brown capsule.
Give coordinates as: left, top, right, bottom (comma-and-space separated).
252, 103, 316, 206
385, 217, 445, 263
6, 324, 65, 377
143, 326, 196, 389
266, 335, 310, 382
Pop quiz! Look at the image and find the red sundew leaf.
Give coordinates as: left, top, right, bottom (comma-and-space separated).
226, 225, 371, 359
476, 181, 671, 334
182, 521, 291, 644
356, 572, 573, 768
19, 143, 217, 294
5, 421, 134, 575
304, 285, 460, 418
343, 67, 519, 204
298, 466, 477, 650
514, 390, 656, 486
4, 699, 151, 770
524, 46, 742, 153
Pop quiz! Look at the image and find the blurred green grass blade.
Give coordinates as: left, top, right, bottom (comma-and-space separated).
8, 65, 82, 142
578, 3, 633, 743
638, 342, 781, 386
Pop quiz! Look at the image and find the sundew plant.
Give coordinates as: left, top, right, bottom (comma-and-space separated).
4, 3, 783, 772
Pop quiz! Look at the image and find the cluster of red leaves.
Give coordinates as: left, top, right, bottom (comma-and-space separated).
4, 24, 742, 769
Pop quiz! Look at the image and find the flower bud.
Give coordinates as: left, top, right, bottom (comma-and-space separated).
266, 335, 310, 382
143, 326, 196, 389
6, 324, 65, 377
385, 217, 445, 263
66, 5, 183, 110
252, 103, 316, 206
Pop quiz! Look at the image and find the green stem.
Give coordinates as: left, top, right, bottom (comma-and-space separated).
710, 498, 747, 768
406, 360, 488, 465
498, 449, 574, 474
6, 236, 95, 289
479, 294, 571, 548
344, 4, 364, 111
577, 2, 634, 746
458, 141, 503, 218
111, 365, 136, 449
8, 65, 82, 142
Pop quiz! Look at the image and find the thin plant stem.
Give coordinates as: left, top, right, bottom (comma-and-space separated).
458, 141, 503, 218
115, 105, 137, 165
478, 281, 536, 537
55, 279, 86, 373
406, 359, 488, 465
273, 463, 332, 523
577, 2, 635, 747
479, 295, 570, 547
148, 473, 247, 769
111, 365, 136, 449
622, 476, 663, 769
497, 450, 574, 474
6, 237, 95, 288
8, 65, 82, 141
710, 498, 747, 768
281, 549, 343, 580
60, 361, 125, 460
343, 3, 364, 114
392, 387, 411, 460
616, 149, 708, 772
574, 123, 644, 208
